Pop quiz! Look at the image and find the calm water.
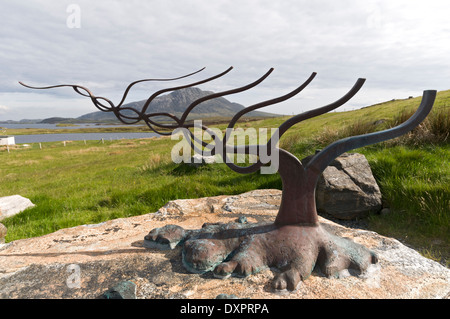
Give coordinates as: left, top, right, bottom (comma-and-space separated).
14, 132, 159, 144
1, 123, 159, 143
0, 123, 143, 130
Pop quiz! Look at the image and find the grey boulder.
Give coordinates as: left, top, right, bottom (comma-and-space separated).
304, 153, 383, 220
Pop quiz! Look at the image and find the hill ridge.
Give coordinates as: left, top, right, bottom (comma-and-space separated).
77, 87, 277, 123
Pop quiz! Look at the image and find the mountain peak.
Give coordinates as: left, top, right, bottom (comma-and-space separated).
77, 87, 277, 122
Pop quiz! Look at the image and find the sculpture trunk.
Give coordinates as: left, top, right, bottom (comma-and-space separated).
275, 149, 319, 226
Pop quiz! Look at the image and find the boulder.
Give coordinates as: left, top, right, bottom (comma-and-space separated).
100, 281, 137, 299
0, 189, 448, 299
0, 195, 35, 221
304, 153, 383, 220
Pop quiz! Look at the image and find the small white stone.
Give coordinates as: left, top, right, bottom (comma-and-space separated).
0, 195, 35, 221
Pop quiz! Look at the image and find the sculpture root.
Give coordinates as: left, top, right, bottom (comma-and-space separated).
144, 221, 378, 291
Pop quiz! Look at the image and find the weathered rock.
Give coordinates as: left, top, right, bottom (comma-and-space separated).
0, 189, 448, 299
305, 153, 383, 220
215, 293, 240, 299
0, 223, 6, 244
236, 216, 248, 224
100, 280, 137, 299
0, 195, 35, 221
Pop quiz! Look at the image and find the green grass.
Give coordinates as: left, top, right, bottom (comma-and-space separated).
361, 145, 449, 265
1, 90, 449, 266
0, 138, 281, 241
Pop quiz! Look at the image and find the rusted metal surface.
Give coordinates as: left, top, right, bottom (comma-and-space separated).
20, 69, 436, 291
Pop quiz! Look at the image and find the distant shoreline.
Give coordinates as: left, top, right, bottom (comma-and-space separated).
14, 132, 160, 144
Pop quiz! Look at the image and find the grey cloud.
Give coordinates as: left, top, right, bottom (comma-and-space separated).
1, 0, 449, 120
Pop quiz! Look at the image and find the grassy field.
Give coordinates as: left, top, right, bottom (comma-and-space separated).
0, 137, 281, 239
1, 91, 449, 266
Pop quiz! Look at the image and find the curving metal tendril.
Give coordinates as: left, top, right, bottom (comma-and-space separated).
19, 67, 436, 226
19, 67, 436, 189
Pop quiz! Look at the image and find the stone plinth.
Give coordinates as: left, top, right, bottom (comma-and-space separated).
0, 190, 448, 299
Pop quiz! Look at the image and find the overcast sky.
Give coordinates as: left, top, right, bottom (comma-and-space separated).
1, 0, 449, 121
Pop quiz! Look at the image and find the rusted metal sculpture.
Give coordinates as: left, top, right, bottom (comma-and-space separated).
20, 67, 436, 291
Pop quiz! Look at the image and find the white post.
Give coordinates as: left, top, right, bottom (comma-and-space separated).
39, 143, 42, 150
